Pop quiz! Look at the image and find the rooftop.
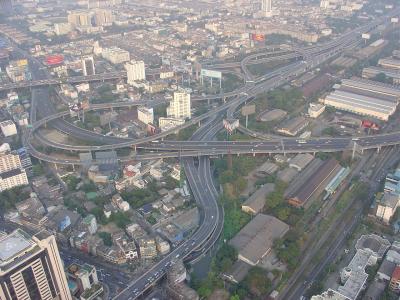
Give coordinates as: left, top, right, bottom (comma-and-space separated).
392, 265, 400, 281
229, 214, 289, 265
242, 183, 275, 215
355, 234, 391, 259
325, 90, 398, 115
337, 248, 377, 300
0, 229, 35, 268
311, 289, 350, 300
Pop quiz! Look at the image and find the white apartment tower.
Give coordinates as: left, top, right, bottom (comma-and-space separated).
125, 60, 146, 85
261, 0, 272, 17
0, 229, 72, 300
0, 151, 21, 173
167, 90, 191, 120
320, 0, 330, 9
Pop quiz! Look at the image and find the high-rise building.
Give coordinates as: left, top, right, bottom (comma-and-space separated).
0, 0, 13, 14
125, 60, 146, 84
81, 56, 95, 76
320, 0, 330, 9
67, 10, 92, 28
0, 151, 21, 173
87, 0, 123, 9
102, 47, 130, 64
93, 9, 114, 26
137, 107, 154, 125
167, 90, 191, 120
261, 0, 272, 17
0, 229, 72, 300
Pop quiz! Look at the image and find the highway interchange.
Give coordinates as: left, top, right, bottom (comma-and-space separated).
2, 8, 400, 300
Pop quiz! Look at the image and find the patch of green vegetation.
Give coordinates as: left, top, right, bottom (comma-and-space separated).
0, 187, 30, 211
98, 231, 112, 246
121, 182, 160, 209
64, 175, 80, 191
241, 267, 273, 298
274, 229, 303, 270
110, 211, 131, 229
248, 59, 291, 77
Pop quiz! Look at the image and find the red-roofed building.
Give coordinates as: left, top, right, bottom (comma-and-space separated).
390, 265, 400, 292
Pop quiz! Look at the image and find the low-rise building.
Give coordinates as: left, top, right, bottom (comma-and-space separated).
0, 120, 17, 137
112, 193, 130, 212
156, 236, 170, 255
389, 266, 400, 293
229, 214, 289, 266
308, 103, 326, 118
82, 214, 98, 235
375, 193, 400, 224
289, 153, 314, 172
241, 183, 275, 215
138, 238, 157, 259
276, 116, 309, 136
159, 117, 185, 131
66, 263, 103, 300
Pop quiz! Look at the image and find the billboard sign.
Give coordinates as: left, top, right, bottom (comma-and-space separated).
362, 33, 371, 40
69, 103, 82, 112
241, 104, 256, 116
201, 69, 222, 80
250, 33, 265, 42
16, 59, 28, 67
391, 18, 399, 23
223, 119, 239, 134
362, 120, 379, 130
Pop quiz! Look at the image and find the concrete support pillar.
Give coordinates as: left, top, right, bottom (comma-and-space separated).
72, 164, 75, 171
253, 152, 255, 157
377, 147, 381, 153
54, 163, 58, 170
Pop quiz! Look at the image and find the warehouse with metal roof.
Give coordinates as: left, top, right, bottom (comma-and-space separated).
229, 214, 289, 266
362, 66, 400, 84
378, 58, 400, 70
340, 77, 400, 101
288, 158, 341, 208
323, 89, 398, 121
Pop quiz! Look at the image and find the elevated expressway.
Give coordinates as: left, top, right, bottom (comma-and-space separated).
22, 10, 400, 300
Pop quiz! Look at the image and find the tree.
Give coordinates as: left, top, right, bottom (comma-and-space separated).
277, 207, 290, 221
110, 212, 131, 229
214, 244, 238, 273
165, 176, 179, 190
374, 72, 389, 83
32, 164, 45, 176
98, 232, 112, 246
0, 187, 30, 211
91, 207, 108, 225
242, 267, 272, 297
146, 215, 157, 225
64, 175, 80, 191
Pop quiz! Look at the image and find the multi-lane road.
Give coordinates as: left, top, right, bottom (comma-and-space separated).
9, 8, 400, 299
